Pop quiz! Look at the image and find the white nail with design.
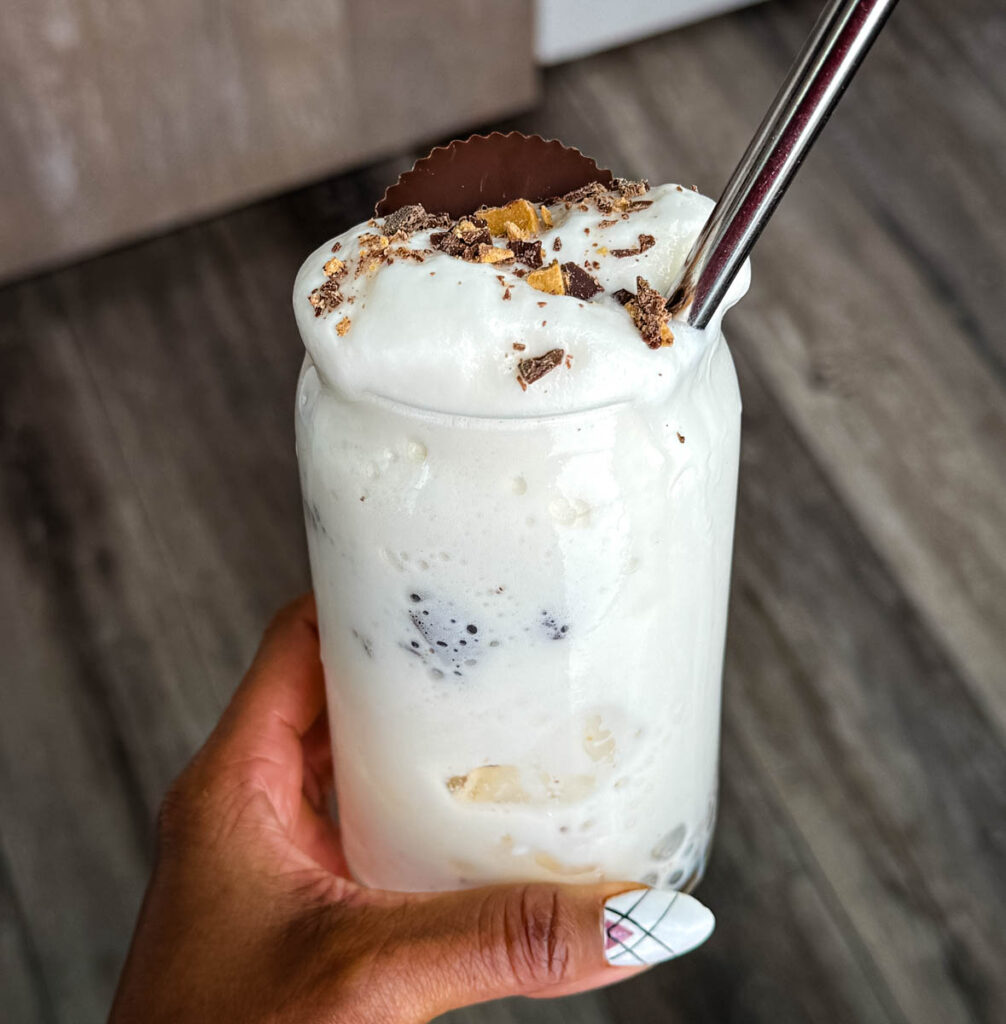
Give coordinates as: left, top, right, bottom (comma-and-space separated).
603, 888, 715, 966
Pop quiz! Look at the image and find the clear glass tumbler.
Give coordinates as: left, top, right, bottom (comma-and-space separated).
295, 318, 741, 893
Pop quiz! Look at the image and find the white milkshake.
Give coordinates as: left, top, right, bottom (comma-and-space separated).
294, 178, 749, 892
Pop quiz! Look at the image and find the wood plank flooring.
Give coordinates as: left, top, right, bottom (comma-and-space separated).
2, 0, 1004, 1021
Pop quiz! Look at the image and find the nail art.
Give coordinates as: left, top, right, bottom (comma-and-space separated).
603, 888, 715, 966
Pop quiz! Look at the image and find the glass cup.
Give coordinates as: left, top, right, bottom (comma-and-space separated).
295, 320, 740, 893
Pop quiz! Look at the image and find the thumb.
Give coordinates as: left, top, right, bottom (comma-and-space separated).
350, 882, 714, 1020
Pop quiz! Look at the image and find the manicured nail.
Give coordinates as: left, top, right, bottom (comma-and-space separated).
603, 888, 715, 966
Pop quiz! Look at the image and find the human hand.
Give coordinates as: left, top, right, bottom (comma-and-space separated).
109, 595, 714, 1024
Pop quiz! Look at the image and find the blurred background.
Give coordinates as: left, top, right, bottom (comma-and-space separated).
2, 0, 1004, 1022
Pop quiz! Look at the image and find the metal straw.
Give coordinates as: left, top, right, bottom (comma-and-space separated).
667, 0, 900, 329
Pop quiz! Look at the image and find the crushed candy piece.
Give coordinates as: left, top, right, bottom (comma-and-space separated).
431, 218, 492, 261
359, 233, 390, 255
561, 262, 603, 300
612, 177, 649, 197
511, 238, 544, 268
518, 348, 565, 387
336, 316, 351, 336
308, 279, 343, 317
505, 221, 531, 242
381, 203, 451, 236
478, 199, 540, 238
477, 244, 515, 264
626, 276, 674, 348
448, 765, 528, 803
611, 233, 656, 258
556, 179, 649, 217
526, 260, 565, 295
561, 181, 607, 204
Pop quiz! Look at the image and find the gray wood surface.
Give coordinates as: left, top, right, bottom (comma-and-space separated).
0, 0, 536, 283
2, 0, 1005, 1021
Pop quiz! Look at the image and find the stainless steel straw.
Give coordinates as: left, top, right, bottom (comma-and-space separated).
667, 0, 900, 329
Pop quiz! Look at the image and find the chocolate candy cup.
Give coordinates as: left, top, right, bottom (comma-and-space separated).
376, 132, 612, 218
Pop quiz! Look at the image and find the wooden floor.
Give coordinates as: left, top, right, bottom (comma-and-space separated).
2, 0, 1004, 1020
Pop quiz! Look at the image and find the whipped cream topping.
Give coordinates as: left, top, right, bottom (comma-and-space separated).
293, 183, 750, 418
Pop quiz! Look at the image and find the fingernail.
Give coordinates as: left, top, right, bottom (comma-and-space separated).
603, 888, 715, 966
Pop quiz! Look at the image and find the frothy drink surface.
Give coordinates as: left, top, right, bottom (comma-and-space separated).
294, 179, 749, 891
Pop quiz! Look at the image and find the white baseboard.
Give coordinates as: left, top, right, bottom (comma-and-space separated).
536, 0, 765, 65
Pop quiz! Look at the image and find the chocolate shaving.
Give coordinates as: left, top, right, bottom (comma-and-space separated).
553, 237, 562, 251
627, 276, 673, 349
612, 178, 650, 197
559, 181, 609, 205
517, 348, 565, 387
626, 199, 653, 212
612, 288, 634, 306
389, 246, 430, 262
511, 238, 544, 269
382, 203, 452, 236
561, 262, 603, 300
308, 278, 343, 317
513, 342, 526, 351
611, 233, 656, 258
558, 178, 650, 217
